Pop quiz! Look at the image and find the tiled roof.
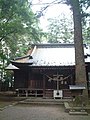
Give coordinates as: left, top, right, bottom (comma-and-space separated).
13, 43, 90, 66
31, 46, 75, 66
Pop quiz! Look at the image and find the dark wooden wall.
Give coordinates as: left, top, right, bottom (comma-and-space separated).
14, 70, 28, 89
27, 68, 75, 90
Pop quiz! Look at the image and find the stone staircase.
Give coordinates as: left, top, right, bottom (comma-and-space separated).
18, 97, 71, 105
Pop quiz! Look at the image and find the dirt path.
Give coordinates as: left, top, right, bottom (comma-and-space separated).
0, 105, 90, 120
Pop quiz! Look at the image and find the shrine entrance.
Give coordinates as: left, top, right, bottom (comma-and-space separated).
21, 67, 75, 98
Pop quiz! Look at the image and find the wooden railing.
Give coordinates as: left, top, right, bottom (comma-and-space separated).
15, 88, 72, 98
16, 88, 43, 97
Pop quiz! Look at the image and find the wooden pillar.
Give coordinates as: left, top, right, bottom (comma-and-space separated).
43, 74, 46, 97
28, 70, 32, 88
25, 90, 28, 97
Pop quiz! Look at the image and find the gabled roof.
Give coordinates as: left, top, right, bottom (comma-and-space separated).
12, 43, 90, 67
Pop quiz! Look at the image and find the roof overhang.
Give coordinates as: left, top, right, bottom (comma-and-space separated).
69, 85, 86, 90
5, 64, 19, 70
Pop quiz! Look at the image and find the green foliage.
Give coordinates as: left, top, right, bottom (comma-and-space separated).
0, 0, 45, 90
73, 96, 82, 106
65, 0, 90, 24
83, 26, 90, 44
72, 95, 89, 106
0, 0, 44, 46
0, 0, 44, 57
47, 14, 74, 43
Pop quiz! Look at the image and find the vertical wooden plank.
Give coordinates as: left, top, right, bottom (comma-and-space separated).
43, 74, 46, 97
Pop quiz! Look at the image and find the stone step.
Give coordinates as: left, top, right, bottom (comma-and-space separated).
69, 111, 88, 115
18, 98, 71, 105
19, 101, 63, 105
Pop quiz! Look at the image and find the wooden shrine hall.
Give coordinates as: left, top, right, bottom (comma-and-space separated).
10, 43, 90, 98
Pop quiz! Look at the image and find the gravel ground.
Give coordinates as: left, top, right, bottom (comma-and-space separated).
0, 105, 90, 120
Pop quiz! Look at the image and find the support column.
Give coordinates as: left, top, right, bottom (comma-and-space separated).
28, 70, 32, 88
43, 74, 46, 98
25, 90, 28, 97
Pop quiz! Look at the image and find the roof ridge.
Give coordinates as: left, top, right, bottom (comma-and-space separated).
31, 43, 75, 48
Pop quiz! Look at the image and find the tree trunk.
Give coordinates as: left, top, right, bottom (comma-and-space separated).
70, 0, 88, 99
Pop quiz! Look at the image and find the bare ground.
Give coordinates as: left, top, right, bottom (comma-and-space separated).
0, 104, 90, 120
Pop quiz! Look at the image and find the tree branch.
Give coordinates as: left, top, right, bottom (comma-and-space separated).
0, 30, 16, 42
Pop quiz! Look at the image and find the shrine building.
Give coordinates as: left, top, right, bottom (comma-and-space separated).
9, 43, 90, 98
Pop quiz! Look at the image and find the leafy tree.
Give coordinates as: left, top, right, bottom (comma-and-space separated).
0, 0, 41, 41
47, 14, 74, 43
0, 0, 44, 55
65, 0, 88, 100
80, 0, 90, 44
0, 0, 45, 57
83, 25, 90, 44
32, 0, 90, 100
0, 0, 45, 90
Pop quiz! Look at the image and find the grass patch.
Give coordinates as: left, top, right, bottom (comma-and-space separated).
0, 101, 14, 108
0, 96, 27, 109
67, 100, 90, 114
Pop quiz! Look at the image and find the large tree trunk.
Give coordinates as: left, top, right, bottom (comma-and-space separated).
70, 0, 88, 99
